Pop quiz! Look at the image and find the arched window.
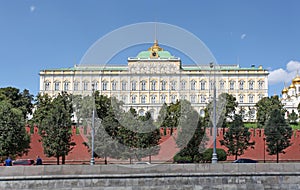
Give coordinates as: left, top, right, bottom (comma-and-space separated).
131, 95, 136, 104
161, 80, 167, 90
229, 80, 235, 90
239, 80, 244, 90
141, 80, 146, 91
161, 94, 166, 103
141, 95, 146, 104
44, 81, 50, 91
200, 80, 206, 90
249, 80, 254, 90
181, 80, 186, 90
190, 80, 196, 90
54, 81, 60, 91
131, 81, 137, 91
151, 80, 156, 91
170, 80, 176, 91
112, 81, 117, 91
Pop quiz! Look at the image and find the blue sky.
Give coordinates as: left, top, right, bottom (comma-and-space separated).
0, 0, 300, 96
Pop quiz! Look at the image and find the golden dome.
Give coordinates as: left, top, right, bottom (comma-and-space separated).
292, 75, 300, 84
148, 40, 163, 52
282, 87, 288, 94
289, 83, 296, 89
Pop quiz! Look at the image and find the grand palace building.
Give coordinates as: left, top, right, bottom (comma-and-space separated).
39, 41, 269, 121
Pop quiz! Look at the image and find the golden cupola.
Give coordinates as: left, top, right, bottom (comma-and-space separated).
289, 83, 296, 89
292, 74, 300, 85
282, 87, 288, 94
148, 40, 163, 52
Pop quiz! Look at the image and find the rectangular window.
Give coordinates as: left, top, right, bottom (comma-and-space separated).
132, 81, 136, 91
102, 82, 107, 91
181, 81, 186, 90
161, 95, 166, 103
191, 81, 196, 90
171, 95, 176, 103
249, 95, 254, 103
161, 81, 166, 91
239, 95, 244, 103
258, 81, 264, 90
190, 95, 196, 103
122, 82, 127, 91
230, 81, 234, 90
64, 82, 69, 91
200, 81, 205, 90
112, 82, 117, 91
151, 96, 156, 104
200, 95, 205, 103
55, 82, 60, 91
220, 81, 225, 90
44, 82, 50, 91
239, 81, 244, 90
171, 81, 176, 91
249, 81, 254, 90
83, 82, 88, 91
141, 96, 146, 104
74, 82, 79, 91
151, 81, 156, 91
141, 81, 146, 91
132, 96, 136, 104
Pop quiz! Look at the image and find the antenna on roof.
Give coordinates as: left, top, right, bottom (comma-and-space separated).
154, 21, 157, 41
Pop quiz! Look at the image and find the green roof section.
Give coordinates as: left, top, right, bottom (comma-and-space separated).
41, 65, 128, 72
136, 50, 175, 59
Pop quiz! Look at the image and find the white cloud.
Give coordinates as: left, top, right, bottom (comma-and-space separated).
30, 5, 36, 12
241, 34, 246, 40
268, 60, 300, 85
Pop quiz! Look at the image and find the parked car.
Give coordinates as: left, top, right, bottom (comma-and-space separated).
134, 162, 151, 165
13, 159, 35, 166
233, 158, 257, 163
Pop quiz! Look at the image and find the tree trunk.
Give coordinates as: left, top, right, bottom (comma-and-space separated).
56, 156, 60, 165
149, 155, 151, 163
62, 154, 65, 165
276, 142, 279, 163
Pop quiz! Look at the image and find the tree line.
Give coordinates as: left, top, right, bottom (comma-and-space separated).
0, 86, 294, 164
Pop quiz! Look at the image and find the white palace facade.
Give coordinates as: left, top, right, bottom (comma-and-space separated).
39, 41, 269, 121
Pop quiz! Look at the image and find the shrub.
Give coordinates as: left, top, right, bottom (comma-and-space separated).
201, 148, 227, 162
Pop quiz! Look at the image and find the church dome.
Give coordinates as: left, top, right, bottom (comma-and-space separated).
282, 87, 288, 94
292, 75, 300, 85
289, 83, 296, 89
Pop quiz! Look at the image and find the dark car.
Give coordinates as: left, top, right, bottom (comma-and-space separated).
13, 159, 35, 166
233, 158, 257, 163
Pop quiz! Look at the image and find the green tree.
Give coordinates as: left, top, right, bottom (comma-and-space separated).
117, 109, 160, 163
220, 114, 255, 160
288, 110, 298, 124
256, 95, 284, 128
34, 92, 75, 165
0, 87, 34, 121
159, 100, 207, 163
206, 93, 238, 133
0, 100, 31, 159
157, 101, 180, 135
265, 108, 292, 163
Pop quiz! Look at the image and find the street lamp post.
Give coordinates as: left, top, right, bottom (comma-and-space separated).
210, 62, 218, 164
90, 83, 95, 165
263, 137, 266, 163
